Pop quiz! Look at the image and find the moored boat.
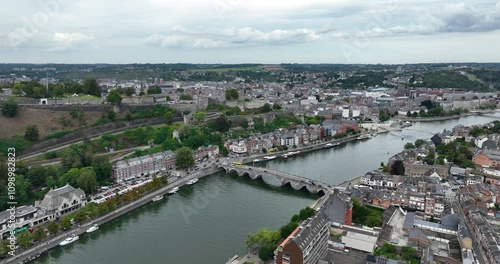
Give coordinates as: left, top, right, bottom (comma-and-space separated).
86, 223, 99, 233
186, 178, 199, 185
152, 195, 163, 202
168, 187, 179, 194
18, 250, 48, 264
357, 134, 372, 140
59, 234, 79, 246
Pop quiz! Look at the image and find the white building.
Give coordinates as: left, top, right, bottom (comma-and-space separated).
229, 142, 248, 154
35, 184, 87, 219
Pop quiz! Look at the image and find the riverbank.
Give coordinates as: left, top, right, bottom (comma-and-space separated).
398, 109, 498, 122
398, 112, 479, 122
0, 166, 222, 264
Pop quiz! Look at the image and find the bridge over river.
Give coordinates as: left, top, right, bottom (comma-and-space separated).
219, 164, 343, 195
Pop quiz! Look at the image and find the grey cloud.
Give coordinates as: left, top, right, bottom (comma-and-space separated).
145, 26, 324, 49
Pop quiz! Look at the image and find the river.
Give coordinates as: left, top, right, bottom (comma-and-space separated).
35, 113, 500, 264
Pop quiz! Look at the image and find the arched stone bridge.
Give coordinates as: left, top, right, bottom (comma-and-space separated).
219, 164, 336, 195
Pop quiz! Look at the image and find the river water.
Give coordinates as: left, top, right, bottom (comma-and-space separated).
35, 113, 499, 264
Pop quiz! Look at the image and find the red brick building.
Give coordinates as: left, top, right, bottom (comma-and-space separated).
473, 149, 500, 168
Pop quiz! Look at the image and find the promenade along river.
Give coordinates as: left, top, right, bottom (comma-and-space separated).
35, 113, 500, 264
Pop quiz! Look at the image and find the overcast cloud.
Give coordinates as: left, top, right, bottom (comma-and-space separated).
0, 0, 499, 63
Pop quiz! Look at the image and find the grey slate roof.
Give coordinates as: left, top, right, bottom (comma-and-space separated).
291, 211, 328, 251
39, 184, 85, 211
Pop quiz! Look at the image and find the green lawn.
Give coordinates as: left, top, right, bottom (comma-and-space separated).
65, 94, 102, 100
465, 73, 484, 83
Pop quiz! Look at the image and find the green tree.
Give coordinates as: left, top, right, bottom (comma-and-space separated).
246, 228, 280, 249
262, 103, 272, 113
82, 78, 101, 96
107, 89, 122, 106
147, 85, 162, 94
61, 149, 83, 172
61, 216, 72, 230
45, 176, 57, 188
32, 227, 46, 241
365, 215, 382, 227
240, 119, 249, 129
12, 83, 25, 95
47, 221, 60, 236
86, 203, 99, 219
74, 209, 87, 223
404, 143, 416, 149
175, 147, 195, 169
210, 115, 230, 133
225, 88, 239, 100
27, 165, 46, 187
49, 83, 65, 98
428, 147, 435, 160
97, 202, 109, 216
193, 111, 206, 123
24, 124, 39, 141
414, 139, 426, 148
17, 231, 33, 249
420, 100, 434, 110
91, 156, 113, 185
1, 97, 19, 117
259, 244, 276, 261
379, 110, 390, 122
59, 168, 81, 187
401, 246, 417, 262
14, 175, 31, 204
374, 243, 397, 259
180, 94, 193, 100
77, 168, 99, 194
107, 109, 116, 120
164, 112, 174, 125
124, 87, 135, 96
279, 222, 298, 239
0, 240, 10, 257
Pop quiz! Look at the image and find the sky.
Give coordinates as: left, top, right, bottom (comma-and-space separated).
1, 0, 500, 64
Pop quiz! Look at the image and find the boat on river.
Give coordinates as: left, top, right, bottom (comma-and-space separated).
357, 134, 372, 140
59, 234, 79, 246
18, 250, 48, 264
168, 187, 179, 194
152, 195, 164, 202
187, 178, 199, 185
86, 223, 99, 233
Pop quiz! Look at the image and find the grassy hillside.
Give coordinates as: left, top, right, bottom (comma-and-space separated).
0, 107, 103, 139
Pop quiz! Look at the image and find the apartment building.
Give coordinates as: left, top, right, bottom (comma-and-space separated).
113, 150, 175, 182
275, 212, 329, 264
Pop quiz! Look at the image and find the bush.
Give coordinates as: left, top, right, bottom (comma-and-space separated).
44, 151, 58, 159
43, 130, 71, 140
1, 97, 19, 117
0, 136, 33, 156
259, 244, 276, 261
